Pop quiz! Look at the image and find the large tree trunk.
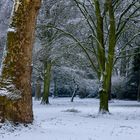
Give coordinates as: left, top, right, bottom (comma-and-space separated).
99, 0, 116, 113
99, 73, 109, 113
0, 0, 41, 123
41, 61, 52, 104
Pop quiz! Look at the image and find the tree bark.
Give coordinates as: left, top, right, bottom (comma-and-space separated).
0, 0, 41, 123
99, 0, 116, 113
108, 77, 112, 100
41, 61, 52, 104
94, 0, 105, 77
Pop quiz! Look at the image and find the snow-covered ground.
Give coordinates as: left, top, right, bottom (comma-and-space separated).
1, 98, 140, 140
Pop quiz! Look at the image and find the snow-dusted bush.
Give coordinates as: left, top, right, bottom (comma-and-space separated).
111, 76, 127, 99
78, 79, 98, 98
52, 66, 98, 98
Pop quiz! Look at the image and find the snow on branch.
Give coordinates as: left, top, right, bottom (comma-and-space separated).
7, 27, 16, 33
0, 84, 22, 100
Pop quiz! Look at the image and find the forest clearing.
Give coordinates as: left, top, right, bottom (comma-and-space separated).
1, 98, 140, 140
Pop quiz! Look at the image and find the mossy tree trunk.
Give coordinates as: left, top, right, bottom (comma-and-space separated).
0, 0, 41, 123
41, 61, 52, 104
94, 0, 116, 113
94, 0, 105, 76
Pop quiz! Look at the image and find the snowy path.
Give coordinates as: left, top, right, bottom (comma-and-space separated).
0, 98, 140, 140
